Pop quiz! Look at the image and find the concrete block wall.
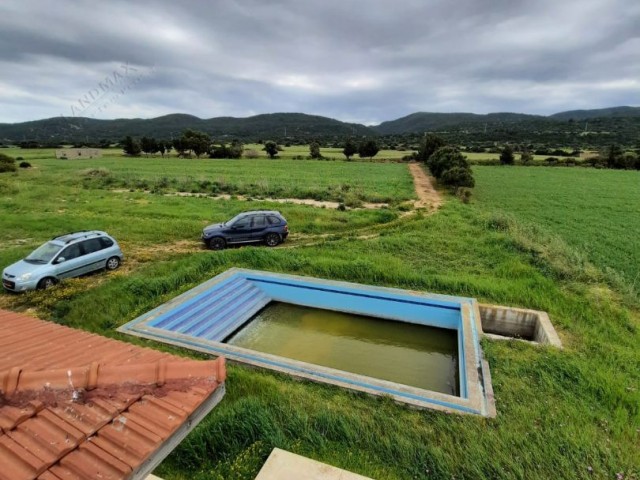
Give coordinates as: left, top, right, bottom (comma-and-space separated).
479, 304, 562, 347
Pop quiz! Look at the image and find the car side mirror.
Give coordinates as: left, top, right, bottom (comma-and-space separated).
56, 257, 66, 264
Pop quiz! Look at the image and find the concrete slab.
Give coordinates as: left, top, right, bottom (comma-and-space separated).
255, 448, 373, 480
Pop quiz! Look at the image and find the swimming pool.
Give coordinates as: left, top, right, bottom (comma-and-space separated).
119, 268, 495, 416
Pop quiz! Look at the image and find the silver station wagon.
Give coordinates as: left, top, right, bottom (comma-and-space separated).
2, 231, 123, 292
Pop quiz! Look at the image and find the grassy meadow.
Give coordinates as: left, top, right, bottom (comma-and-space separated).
473, 166, 640, 300
3, 148, 414, 204
0, 150, 638, 480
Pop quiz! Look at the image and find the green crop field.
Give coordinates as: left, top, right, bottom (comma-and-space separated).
473, 166, 640, 299
3, 148, 414, 204
0, 152, 638, 480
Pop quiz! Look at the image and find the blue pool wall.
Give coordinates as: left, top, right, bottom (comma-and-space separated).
247, 276, 462, 329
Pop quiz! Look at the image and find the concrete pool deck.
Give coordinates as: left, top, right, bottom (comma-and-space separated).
256, 448, 373, 480
119, 268, 496, 417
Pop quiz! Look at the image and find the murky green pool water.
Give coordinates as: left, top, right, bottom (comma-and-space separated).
226, 302, 459, 395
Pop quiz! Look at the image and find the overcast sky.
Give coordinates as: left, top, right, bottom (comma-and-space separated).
1, 0, 638, 124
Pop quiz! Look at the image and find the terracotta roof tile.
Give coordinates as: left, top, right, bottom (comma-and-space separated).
0, 309, 226, 480
0, 434, 45, 480
48, 442, 132, 480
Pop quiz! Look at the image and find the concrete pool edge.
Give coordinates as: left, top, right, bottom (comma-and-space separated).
118, 268, 496, 417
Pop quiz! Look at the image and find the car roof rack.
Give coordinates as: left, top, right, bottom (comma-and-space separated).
52, 231, 101, 244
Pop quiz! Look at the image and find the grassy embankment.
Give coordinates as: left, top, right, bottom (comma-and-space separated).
0, 151, 638, 479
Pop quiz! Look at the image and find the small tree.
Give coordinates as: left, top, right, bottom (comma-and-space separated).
263, 141, 279, 159
520, 150, 533, 164
418, 134, 446, 163
181, 130, 210, 158
358, 139, 379, 160
140, 137, 158, 156
342, 138, 358, 161
500, 146, 515, 165
172, 138, 187, 157
309, 141, 322, 159
122, 136, 141, 156
158, 141, 166, 157
602, 144, 625, 169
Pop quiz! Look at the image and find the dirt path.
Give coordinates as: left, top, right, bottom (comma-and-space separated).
112, 190, 388, 210
408, 162, 442, 211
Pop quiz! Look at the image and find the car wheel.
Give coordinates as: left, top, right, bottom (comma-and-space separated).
265, 233, 281, 247
106, 256, 121, 271
208, 237, 226, 250
37, 277, 56, 290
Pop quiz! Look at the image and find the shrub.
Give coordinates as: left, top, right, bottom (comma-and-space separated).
440, 166, 475, 188
81, 167, 111, 178
417, 134, 446, 163
0, 153, 17, 173
244, 149, 259, 159
16, 156, 24, 161
456, 187, 473, 203
19, 161, 32, 168
520, 151, 533, 164
427, 146, 475, 190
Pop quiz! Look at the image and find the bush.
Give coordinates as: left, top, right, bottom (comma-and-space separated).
440, 166, 475, 188
244, 149, 259, 159
0, 153, 17, 173
456, 187, 473, 203
81, 167, 111, 178
19, 161, 32, 168
427, 146, 475, 189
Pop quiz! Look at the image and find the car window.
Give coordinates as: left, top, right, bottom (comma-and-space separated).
25, 242, 63, 264
267, 216, 281, 225
226, 213, 246, 226
252, 215, 267, 228
59, 243, 82, 261
100, 237, 114, 248
82, 238, 103, 254
233, 218, 251, 229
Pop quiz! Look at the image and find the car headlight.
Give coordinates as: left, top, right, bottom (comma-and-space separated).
19, 273, 33, 281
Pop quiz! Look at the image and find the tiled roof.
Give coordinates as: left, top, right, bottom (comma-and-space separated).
0, 309, 226, 480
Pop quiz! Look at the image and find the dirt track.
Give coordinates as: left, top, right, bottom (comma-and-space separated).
408, 162, 442, 211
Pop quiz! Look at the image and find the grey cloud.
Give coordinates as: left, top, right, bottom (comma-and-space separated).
0, 0, 638, 123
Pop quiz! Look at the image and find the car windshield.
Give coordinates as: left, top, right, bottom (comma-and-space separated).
225, 213, 248, 227
25, 241, 63, 264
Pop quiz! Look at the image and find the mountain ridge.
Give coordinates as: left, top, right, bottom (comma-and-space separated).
1, 107, 638, 142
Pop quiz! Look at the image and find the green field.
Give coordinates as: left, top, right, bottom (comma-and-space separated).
3, 148, 414, 203
473, 166, 640, 299
0, 153, 638, 480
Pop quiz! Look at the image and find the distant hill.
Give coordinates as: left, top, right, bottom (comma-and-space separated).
373, 112, 544, 134
0, 113, 374, 143
549, 106, 640, 121
1, 106, 639, 144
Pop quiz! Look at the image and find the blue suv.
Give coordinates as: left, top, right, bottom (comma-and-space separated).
2, 231, 123, 291
202, 211, 289, 250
